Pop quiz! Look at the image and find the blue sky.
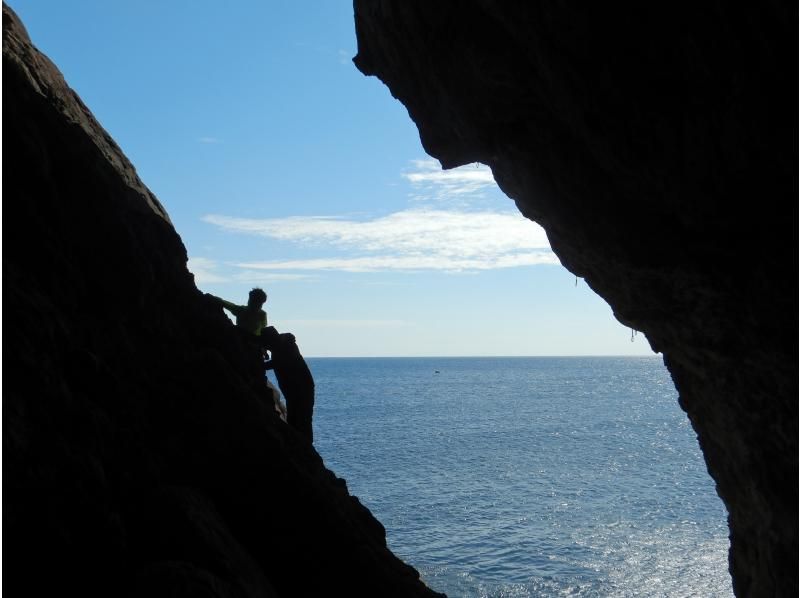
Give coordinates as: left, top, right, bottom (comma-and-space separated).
9, 1, 654, 357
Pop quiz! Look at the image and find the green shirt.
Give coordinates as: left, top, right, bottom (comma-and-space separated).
215, 297, 267, 336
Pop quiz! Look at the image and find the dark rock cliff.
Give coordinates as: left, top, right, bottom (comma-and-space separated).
2, 4, 442, 597
352, 2, 797, 596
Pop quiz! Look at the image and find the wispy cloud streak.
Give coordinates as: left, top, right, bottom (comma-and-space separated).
187, 257, 228, 283
281, 319, 411, 329
403, 159, 497, 201
203, 208, 556, 272
235, 253, 557, 273
187, 257, 314, 282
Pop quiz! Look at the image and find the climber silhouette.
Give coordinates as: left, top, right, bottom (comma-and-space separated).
261, 326, 315, 443
207, 287, 268, 337
207, 288, 287, 421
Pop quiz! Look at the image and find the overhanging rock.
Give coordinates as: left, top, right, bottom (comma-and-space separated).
353, 2, 797, 596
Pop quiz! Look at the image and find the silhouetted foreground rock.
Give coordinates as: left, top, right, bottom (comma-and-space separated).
353, 2, 797, 596
262, 327, 315, 444
2, 4, 442, 597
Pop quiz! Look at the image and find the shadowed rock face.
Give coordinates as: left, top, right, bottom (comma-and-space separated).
353, 2, 797, 596
2, 4, 442, 597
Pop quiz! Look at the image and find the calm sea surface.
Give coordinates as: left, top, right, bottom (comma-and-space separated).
303, 356, 732, 597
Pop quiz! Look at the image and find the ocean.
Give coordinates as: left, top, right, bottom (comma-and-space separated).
301, 356, 732, 597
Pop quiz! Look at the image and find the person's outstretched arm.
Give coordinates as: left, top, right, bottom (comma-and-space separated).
206, 293, 244, 316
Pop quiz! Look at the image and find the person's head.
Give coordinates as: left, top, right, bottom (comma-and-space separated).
248, 287, 267, 308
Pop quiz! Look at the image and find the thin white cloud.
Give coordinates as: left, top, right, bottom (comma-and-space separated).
203, 208, 556, 272
197, 136, 222, 144
198, 158, 556, 275
235, 253, 558, 273
231, 270, 315, 283
205, 209, 550, 254
280, 319, 411, 329
338, 49, 352, 65
187, 257, 228, 283
187, 257, 315, 284
403, 159, 497, 200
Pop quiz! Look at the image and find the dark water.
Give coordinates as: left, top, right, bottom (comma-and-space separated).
304, 356, 732, 597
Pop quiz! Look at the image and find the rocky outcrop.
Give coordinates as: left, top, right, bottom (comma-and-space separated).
353, 2, 797, 596
2, 4, 441, 597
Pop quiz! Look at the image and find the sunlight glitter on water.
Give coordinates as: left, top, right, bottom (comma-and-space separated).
312, 357, 733, 597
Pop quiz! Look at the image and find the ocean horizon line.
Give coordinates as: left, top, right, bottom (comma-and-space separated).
305, 354, 661, 359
